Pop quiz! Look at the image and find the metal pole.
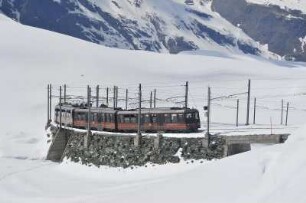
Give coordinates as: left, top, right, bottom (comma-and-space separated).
185, 81, 189, 109
59, 86, 62, 129
116, 86, 119, 109
153, 89, 156, 108
206, 86, 211, 145
253, 97, 256, 124
270, 117, 273, 135
49, 84, 52, 120
281, 99, 284, 125
47, 84, 50, 122
64, 84, 67, 104
286, 102, 289, 126
96, 85, 99, 108
246, 79, 251, 125
137, 83, 142, 136
106, 87, 109, 107
85, 85, 91, 148
125, 89, 128, 110
236, 99, 239, 127
87, 85, 91, 131
150, 91, 153, 108
113, 86, 116, 109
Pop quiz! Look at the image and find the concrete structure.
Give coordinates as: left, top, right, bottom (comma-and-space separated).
46, 126, 290, 167
46, 129, 70, 162
224, 134, 289, 145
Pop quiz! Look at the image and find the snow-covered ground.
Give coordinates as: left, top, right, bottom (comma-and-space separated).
1, 14, 306, 202
247, 0, 306, 13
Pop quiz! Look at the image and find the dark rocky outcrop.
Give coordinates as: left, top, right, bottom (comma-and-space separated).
212, 0, 306, 61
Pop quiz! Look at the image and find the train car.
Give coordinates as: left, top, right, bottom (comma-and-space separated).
54, 104, 200, 133
54, 105, 74, 127
117, 107, 200, 132
73, 107, 118, 131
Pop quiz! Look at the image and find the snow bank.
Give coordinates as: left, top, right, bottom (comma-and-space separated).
253, 125, 306, 203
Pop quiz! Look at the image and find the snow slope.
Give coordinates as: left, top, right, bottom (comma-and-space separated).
1, 14, 306, 202
0, 0, 271, 56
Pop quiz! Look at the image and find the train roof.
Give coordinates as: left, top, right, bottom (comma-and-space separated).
117, 107, 198, 115
75, 107, 117, 113
56, 104, 199, 114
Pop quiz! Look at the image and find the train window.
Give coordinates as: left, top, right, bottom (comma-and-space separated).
164, 114, 171, 123
131, 116, 136, 123
144, 114, 150, 123
178, 114, 184, 122
152, 114, 157, 123
186, 113, 192, 119
105, 114, 109, 122
124, 115, 130, 123
171, 114, 178, 123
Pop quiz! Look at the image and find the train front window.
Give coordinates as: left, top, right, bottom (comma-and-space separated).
195, 112, 199, 120
186, 113, 192, 119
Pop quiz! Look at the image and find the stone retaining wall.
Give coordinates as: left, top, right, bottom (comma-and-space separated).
55, 129, 225, 168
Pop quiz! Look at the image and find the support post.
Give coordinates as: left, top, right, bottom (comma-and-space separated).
96, 85, 99, 108
286, 102, 289, 126
59, 86, 62, 129
150, 91, 153, 108
253, 97, 256, 124
236, 99, 239, 127
47, 84, 50, 122
185, 81, 189, 109
116, 86, 119, 108
63, 84, 67, 104
106, 87, 109, 107
137, 83, 142, 136
246, 79, 251, 125
153, 89, 156, 108
281, 99, 284, 125
206, 86, 211, 145
113, 86, 116, 109
85, 85, 91, 148
135, 83, 142, 147
125, 89, 128, 110
49, 84, 52, 120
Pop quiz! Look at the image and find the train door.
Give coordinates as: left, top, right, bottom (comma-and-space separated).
156, 113, 164, 131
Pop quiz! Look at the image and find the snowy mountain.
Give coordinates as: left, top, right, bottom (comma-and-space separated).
0, 0, 270, 56
212, 0, 306, 61
1, 13, 306, 202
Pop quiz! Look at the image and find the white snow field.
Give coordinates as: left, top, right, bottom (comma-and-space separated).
1, 14, 306, 202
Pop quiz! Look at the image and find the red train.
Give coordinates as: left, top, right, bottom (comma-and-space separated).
54, 104, 201, 133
